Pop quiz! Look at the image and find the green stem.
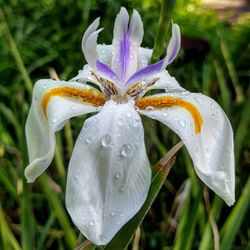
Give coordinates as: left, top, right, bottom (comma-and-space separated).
151, 0, 176, 62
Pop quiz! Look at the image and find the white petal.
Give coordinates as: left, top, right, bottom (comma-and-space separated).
139, 93, 235, 205
66, 100, 151, 245
149, 70, 185, 92
25, 79, 101, 183
96, 44, 152, 70
82, 18, 103, 67
111, 8, 144, 82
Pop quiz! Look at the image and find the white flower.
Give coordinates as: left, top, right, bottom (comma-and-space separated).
25, 7, 235, 245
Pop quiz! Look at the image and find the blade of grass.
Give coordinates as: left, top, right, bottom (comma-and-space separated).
220, 176, 250, 250
38, 174, 77, 249
220, 37, 244, 103
0, 8, 32, 95
234, 97, 250, 164
104, 141, 183, 250
213, 60, 231, 114
0, 202, 21, 250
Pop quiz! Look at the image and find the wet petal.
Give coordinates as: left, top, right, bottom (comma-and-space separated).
137, 92, 235, 206
66, 100, 151, 245
111, 8, 143, 83
25, 79, 105, 182
125, 23, 180, 88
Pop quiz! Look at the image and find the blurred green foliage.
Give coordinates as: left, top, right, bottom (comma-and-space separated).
0, 0, 249, 249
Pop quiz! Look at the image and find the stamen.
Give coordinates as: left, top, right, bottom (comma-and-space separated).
91, 71, 118, 98
136, 96, 203, 134
42, 87, 107, 116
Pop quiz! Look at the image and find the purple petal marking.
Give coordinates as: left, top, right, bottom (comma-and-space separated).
125, 59, 164, 88
96, 60, 120, 84
166, 24, 181, 65
119, 30, 130, 82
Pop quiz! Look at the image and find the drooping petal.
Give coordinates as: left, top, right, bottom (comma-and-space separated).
111, 8, 143, 83
66, 100, 151, 245
137, 93, 235, 206
82, 18, 103, 67
125, 23, 181, 88
25, 79, 105, 183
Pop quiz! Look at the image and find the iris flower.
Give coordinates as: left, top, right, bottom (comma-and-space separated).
25, 7, 235, 245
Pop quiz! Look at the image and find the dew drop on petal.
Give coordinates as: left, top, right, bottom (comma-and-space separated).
85, 136, 93, 144
210, 113, 216, 119
210, 102, 215, 108
117, 118, 124, 126
178, 119, 186, 127
89, 220, 94, 226
120, 144, 133, 157
126, 111, 132, 118
101, 134, 112, 147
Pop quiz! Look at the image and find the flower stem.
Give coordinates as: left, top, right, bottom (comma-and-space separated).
151, 0, 176, 62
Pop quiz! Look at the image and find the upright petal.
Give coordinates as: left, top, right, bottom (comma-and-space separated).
66, 100, 151, 245
25, 79, 105, 183
137, 92, 235, 205
125, 23, 181, 88
82, 18, 103, 67
111, 8, 143, 83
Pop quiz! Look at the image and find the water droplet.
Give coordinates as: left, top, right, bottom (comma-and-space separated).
120, 144, 133, 158
89, 220, 94, 226
74, 174, 79, 180
52, 117, 58, 123
120, 213, 124, 217
101, 134, 112, 147
179, 119, 186, 127
117, 220, 121, 225
126, 111, 132, 118
117, 118, 124, 126
71, 105, 76, 111
210, 102, 215, 108
115, 172, 121, 179
120, 187, 125, 192
195, 97, 203, 105
210, 113, 216, 119
85, 136, 93, 144
110, 211, 116, 216
129, 55, 134, 59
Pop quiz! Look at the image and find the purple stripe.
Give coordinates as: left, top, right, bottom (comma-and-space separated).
96, 61, 120, 83
125, 59, 164, 87
119, 32, 130, 82
168, 34, 180, 64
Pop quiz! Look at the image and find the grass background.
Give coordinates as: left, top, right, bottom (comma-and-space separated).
0, 0, 249, 249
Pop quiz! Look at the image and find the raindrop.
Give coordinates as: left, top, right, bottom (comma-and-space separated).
210, 102, 215, 108
178, 119, 186, 127
129, 55, 134, 59
126, 111, 132, 118
71, 105, 76, 111
120, 144, 133, 158
210, 113, 216, 119
89, 220, 94, 226
195, 97, 203, 105
52, 117, 58, 123
85, 136, 93, 144
101, 134, 112, 147
110, 211, 116, 216
115, 172, 121, 179
74, 174, 79, 180
117, 118, 124, 126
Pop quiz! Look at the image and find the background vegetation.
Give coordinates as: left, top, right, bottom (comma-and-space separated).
0, 0, 249, 249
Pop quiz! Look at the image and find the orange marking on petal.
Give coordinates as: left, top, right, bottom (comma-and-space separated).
42, 87, 107, 116
136, 96, 203, 134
